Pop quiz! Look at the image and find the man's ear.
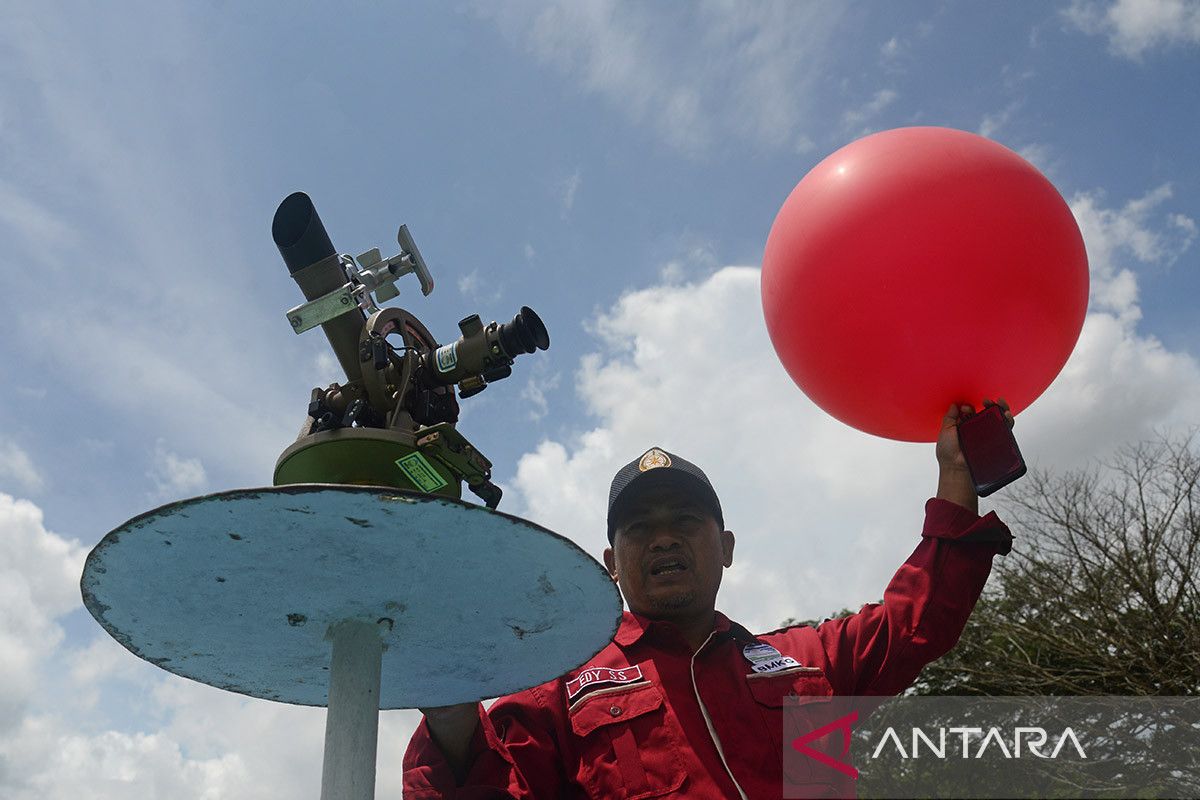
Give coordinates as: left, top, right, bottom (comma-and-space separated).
603, 546, 618, 582
721, 530, 735, 568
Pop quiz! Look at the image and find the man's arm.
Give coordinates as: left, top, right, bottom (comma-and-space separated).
403, 687, 565, 798
813, 401, 1015, 695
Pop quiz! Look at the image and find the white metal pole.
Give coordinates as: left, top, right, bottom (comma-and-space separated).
320, 620, 384, 800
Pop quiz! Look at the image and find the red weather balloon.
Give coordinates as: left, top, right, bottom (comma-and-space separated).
761, 127, 1088, 442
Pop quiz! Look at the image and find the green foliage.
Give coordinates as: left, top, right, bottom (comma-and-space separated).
792, 433, 1200, 697
915, 433, 1200, 696
788, 435, 1200, 796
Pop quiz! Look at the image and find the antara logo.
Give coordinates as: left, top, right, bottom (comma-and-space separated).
791, 711, 860, 780
871, 726, 1087, 759
790, 714, 1088, 780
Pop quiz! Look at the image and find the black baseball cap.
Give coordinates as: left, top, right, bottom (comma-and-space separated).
606, 446, 724, 543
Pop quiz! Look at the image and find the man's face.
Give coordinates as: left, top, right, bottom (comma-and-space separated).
603, 478, 734, 620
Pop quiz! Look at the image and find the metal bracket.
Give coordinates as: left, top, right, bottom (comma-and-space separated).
286, 225, 435, 335
415, 424, 502, 508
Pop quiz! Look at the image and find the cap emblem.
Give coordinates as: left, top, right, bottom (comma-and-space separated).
638, 448, 671, 472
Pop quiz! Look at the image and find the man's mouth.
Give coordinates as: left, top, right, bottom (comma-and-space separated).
649, 558, 688, 576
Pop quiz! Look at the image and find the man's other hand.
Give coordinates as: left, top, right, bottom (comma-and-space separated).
420, 702, 481, 783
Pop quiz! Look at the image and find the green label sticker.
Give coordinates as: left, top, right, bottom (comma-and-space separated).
395, 452, 449, 493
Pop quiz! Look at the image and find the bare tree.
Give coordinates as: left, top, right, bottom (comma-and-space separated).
914, 431, 1200, 696
780, 438, 1200, 796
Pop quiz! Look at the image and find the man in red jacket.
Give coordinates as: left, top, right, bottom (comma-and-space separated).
404, 401, 1015, 798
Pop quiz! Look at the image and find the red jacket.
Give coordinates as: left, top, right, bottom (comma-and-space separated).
404, 499, 1012, 798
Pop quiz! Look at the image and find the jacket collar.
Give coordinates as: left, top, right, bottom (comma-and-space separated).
614, 609, 750, 647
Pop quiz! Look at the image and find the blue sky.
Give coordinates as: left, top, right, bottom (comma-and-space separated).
1, 1, 1198, 796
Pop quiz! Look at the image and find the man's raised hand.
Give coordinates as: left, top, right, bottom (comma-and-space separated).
935, 398, 1014, 513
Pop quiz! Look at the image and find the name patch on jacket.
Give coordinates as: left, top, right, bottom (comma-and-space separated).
566, 664, 645, 701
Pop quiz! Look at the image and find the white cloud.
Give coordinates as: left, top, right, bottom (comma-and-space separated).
561, 168, 582, 218
0, 719, 248, 800
1016, 142, 1058, 177
977, 106, 1057, 181
148, 439, 208, 500
656, 235, 720, 286
1065, 0, 1200, 58
139, 681, 417, 798
0, 654, 423, 800
0, 493, 87, 734
65, 635, 133, 711
0, 493, 216, 798
515, 267, 945, 629
978, 102, 1021, 139
2, 183, 1198, 797
520, 361, 562, 421
0, 180, 76, 262
477, 0, 847, 154
1, 637, 423, 800
458, 269, 482, 298
312, 350, 338, 381
0, 8, 304, 486
0, 439, 44, 493
0, 485, 423, 798
1070, 185, 1196, 320
659, 261, 686, 284
792, 135, 817, 154
841, 89, 899, 133
457, 267, 504, 305
82, 437, 116, 455
1006, 186, 1200, 467
0, 4, 1196, 786
510, 186, 1200, 633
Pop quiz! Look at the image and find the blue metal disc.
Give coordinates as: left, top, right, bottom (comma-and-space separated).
81, 485, 621, 708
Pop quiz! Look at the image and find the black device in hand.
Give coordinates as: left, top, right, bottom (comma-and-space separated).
957, 404, 1027, 497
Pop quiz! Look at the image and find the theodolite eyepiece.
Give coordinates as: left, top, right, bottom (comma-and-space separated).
498, 307, 549, 356
422, 305, 549, 395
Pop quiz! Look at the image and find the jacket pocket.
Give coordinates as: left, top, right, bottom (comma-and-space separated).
569, 683, 686, 799
747, 668, 832, 706
748, 669, 838, 786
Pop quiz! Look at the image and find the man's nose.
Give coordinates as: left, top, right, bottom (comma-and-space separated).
647, 524, 682, 551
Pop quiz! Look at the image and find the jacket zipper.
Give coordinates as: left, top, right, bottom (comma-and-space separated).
690, 631, 749, 800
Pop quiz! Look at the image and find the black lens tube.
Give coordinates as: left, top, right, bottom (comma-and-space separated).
497, 307, 550, 357
272, 192, 365, 383
273, 192, 335, 275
